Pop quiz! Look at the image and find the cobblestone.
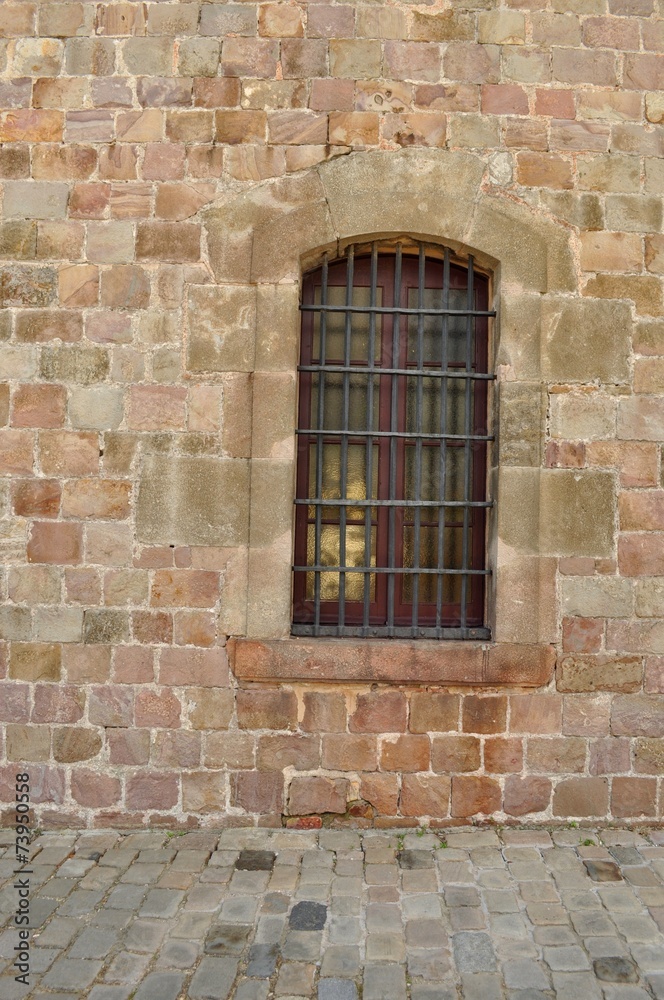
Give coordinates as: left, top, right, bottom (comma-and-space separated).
1, 828, 664, 997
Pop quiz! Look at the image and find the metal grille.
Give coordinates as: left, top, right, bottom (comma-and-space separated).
292, 241, 495, 639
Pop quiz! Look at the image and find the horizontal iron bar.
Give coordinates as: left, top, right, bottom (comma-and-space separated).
297, 428, 494, 441
301, 305, 496, 317
293, 565, 491, 576
295, 498, 493, 508
292, 624, 492, 639
298, 365, 494, 379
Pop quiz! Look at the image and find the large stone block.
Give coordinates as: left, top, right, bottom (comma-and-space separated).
497, 382, 545, 467
540, 470, 615, 557
541, 298, 632, 382
136, 455, 250, 546
186, 285, 256, 373
562, 576, 634, 617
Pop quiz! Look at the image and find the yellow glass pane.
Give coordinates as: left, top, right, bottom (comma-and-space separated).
310, 374, 379, 432
406, 287, 472, 366
305, 523, 376, 601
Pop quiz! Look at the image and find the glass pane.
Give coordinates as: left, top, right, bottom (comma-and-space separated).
308, 442, 378, 509
313, 285, 382, 364
403, 526, 437, 603
306, 523, 376, 601
406, 374, 440, 435
310, 373, 379, 432
404, 444, 439, 503
406, 287, 473, 367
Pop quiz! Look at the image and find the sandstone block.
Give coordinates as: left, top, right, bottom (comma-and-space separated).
187, 688, 233, 731
557, 654, 643, 692
322, 734, 378, 772
28, 521, 82, 564
431, 735, 480, 773
10, 643, 61, 682
100, 264, 150, 309
611, 695, 664, 736
350, 691, 407, 733
7, 725, 50, 763
562, 577, 633, 618
237, 688, 297, 731
619, 534, 664, 576
611, 777, 656, 818
39, 430, 98, 475
187, 285, 256, 373
381, 735, 430, 772
126, 772, 178, 810
8, 565, 60, 604
259, 3, 304, 38
221, 38, 277, 78
231, 772, 283, 814
360, 773, 399, 815
451, 776, 501, 818
484, 737, 523, 773
329, 39, 381, 79
552, 777, 608, 817
400, 775, 450, 818
504, 776, 551, 816
302, 692, 347, 733
134, 689, 181, 729
159, 647, 229, 687
53, 727, 102, 763
71, 770, 121, 808
136, 221, 200, 263
256, 734, 319, 771
288, 776, 348, 816
540, 470, 615, 558
633, 737, 664, 773
69, 387, 123, 430
409, 693, 459, 734
153, 731, 201, 769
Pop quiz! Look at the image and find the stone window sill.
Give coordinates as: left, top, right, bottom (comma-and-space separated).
229, 638, 554, 687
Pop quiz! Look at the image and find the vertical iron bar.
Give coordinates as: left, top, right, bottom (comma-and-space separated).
338, 245, 354, 630
436, 248, 450, 628
363, 242, 378, 634
313, 255, 328, 635
412, 244, 425, 632
460, 255, 474, 633
387, 243, 402, 635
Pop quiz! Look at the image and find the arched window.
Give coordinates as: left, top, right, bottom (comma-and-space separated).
293, 241, 494, 640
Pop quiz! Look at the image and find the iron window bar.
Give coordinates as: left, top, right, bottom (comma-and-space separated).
293, 241, 494, 639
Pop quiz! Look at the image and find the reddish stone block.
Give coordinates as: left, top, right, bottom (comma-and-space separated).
517, 152, 573, 189
142, 143, 186, 181
504, 776, 552, 817
462, 696, 507, 735
69, 182, 110, 220
400, 775, 451, 818
562, 696, 610, 737
557, 654, 643, 693
562, 617, 604, 654
611, 777, 656, 818
151, 569, 219, 608
535, 88, 575, 119
451, 776, 501, 818
360, 773, 399, 816
135, 689, 181, 728
159, 648, 229, 687
65, 568, 102, 606
173, 611, 216, 647
256, 734, 319, 771
100, 264, 150, 309
0, 109, 63, 143
509, 695, 562, 735
182, 772, 224, 813
231, 771, 283, 814
645, 656, 664, 693
484, 737, 523, 773
113, 646, 154, 684
0, 683, 30, 723
620, 491, 664, 531
61, 478, 131, 519
552, 777, 609, 817
237, 689, 298, 731
32, 685, 85, 724
267, 110, 327, 145
485, 644, 556, 686
152, 731, 201, 768
288, 776, 348, 815
126, 772, 178, 810
444, 43, 500, 84
546, 441, 585, 469
215, 110, 266, 144
309, 78, 354, 112
204, 732, 254, 769
71, 769, 121, 808
107, 728, 150, 765
27, 521, 82, 564
611, 695, 664, 736
132, 611, 173, 645
127, 385, 187, 431
623, 53, 664, 90
194, 78, 241, 109
409, 693, 459, 734
221, 38, 278, 78
431, 735, 480, 773
88, 685, 134, 727
322, 734, 378, 771
380, 735, 430, 772
13, 384, 66, 428
589, 737, 631, 775
350, 691, 407, 733
39, 430, 99, 476
527, 737, 586, 773
53, 727, 102, 763
0, 429, 34, 474
12, 479, 61, 518
481, 84, 528, 115
302, 692, 347, 733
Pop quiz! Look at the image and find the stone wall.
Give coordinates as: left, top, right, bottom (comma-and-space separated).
0, 0, 663, 830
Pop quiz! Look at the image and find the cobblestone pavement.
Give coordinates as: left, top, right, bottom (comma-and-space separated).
1, 827, 664, 999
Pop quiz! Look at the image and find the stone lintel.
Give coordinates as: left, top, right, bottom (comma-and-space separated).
229, 638, 555, 687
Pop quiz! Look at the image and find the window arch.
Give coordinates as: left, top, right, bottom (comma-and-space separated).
292, 240, 495, 640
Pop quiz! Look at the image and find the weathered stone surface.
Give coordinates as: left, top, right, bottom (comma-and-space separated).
540, 470, 615, 558
541, 299, 632, 383
136, 456, 250, 545
186, 285, 256, 373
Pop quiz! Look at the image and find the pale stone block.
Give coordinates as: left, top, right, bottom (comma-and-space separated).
34, 608, 83, 643
10, 38, 63, 76
0, 345, 38, 379
252, 200, 336, 283
3, 181, 69, 220
541, 298, 632, 383
498, 382, 544, 467
218, 546, 248, 637
635, 579, 664, 618
255, 283, 300, 372
618, 397, 664, 441
136, 455, 250, 546
86, 222, 135, 265
549, 391, 617, 440
251, 373, 297, 461
562, 577, 634, 618
494, 555, 557, 644
246, 541, 292, 639
69, 387, 123, 430
540, 470, 615, 558
479, 10, 526, 44
249, 459, 296, 547
186, 285, 256, 373
496, 292, 542, 380
496, 467, 540, 555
